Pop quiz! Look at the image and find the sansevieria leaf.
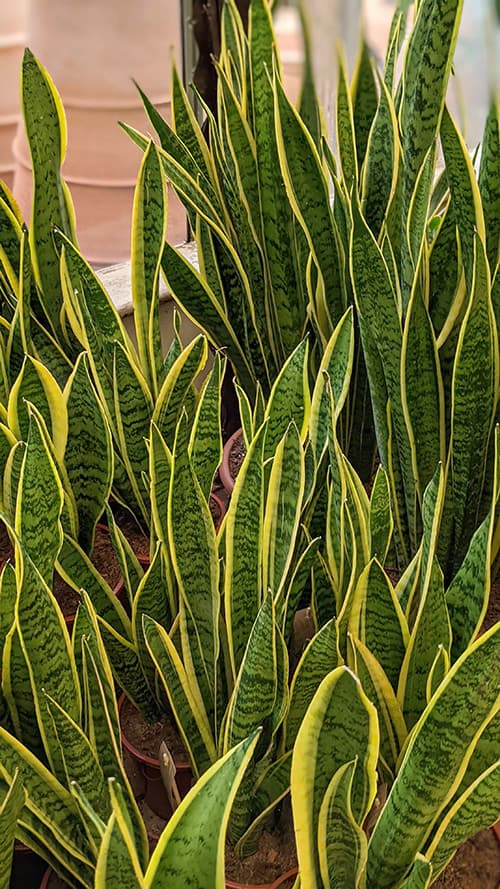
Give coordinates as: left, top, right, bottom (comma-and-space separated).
367, 623, 499, 889
146, 732, 259, 889
291, 667, 379, 888
0, 770, 25, 889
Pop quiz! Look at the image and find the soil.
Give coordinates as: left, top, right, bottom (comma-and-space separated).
119, 695, 188, 763
111, 505, 150, 558
44, 873, 69, 889
480, 579, 500, 636
0, 521, 14, 564
53, 525, 122, 619
229, 432, 246, 484
225, 815, 297, 886
431, 828, 500, 888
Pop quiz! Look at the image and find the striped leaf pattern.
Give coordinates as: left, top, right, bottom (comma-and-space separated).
224, 424, 266, 676
0, 770, 25, 889
20, 50, 77, 343
15, 409, 63, 585
367, 624, 499, 889
168, 418, 219, 712
291, 667, 379, 888
146, 733, 259, 889
130, 142, 166, 398
348, 560, 408, 692
64, 354, 113, 553
143, 615, 216, 777
317, 760, 367, 889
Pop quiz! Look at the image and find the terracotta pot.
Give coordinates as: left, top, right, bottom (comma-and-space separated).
38, 868, 70, 889
10, 841, 46, 889
12, 0, 185, 264
493, 822, 500, 846
118, 693, 193, 821
0, 0, 27, 189
59, 523, 127, 631
210, 490, 227, 532
219, 428, 245, 497
225, 867, 298, 889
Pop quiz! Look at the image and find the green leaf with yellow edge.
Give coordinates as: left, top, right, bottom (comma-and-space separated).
367, 623, 499, 889
0, 727, 94, 879
64, 354, 113, 554
336, 50, 358, 190
142, 614, 216, 777
398, 855, 433, 889
145, 732, 259, 889
21, 49, 77, 343
285, 619, 339, 750
291, 666, 379, 887
14, 408, 63, 585
224, 424, 266, 677
447, 235, 498, 572
362, 73, 400, 238
132, 543, 171, 697
0, 770, 26, 889
224, 596, 278, 755
262, 423, 305, 601
160, 242, 256, 398
399, 0, 463, 220
112, 342, 152, 526
309, 308, 354, 467
369, 466, 394, 563
263, 338, 310, 459
153, 336, 207, 449
401, 277, 445, 505
479, 100, 500, 272
188, 354, 224, 500
398, 557, 451, 730
350, 636, 408, 778
318, 760, 368, 889
168, 416, 219, 711
348, 559, 409, 692
7, 356, 67, 463
425, 761, 500, 881
130, 142, 166, 398
274, 73, 343, 332
440, 106, 486, 292
56, 533, 131, 638
249, 0, 302, 362
95, 782, 146, 889
352, 41, 379, 170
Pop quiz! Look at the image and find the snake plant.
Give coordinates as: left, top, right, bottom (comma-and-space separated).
0, 51, 79, 379
291, 622, 500, 889
272, 0, 499, 579
122, 0, 378, 478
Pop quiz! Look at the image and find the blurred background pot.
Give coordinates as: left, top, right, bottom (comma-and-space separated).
12, 0, 186, 264
0, 0, 27, 189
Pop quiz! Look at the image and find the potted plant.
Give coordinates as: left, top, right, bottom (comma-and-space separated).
291, 623, 500, 887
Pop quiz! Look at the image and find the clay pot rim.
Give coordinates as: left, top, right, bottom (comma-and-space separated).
38, 868, 51, 889
225, 866, 298, 889
219, 427, 244, 496
117, 691, 191, 773
61, 523, 125, 629
210, 490, 227, 532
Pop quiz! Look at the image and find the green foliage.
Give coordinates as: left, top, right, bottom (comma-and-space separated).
292, 626, 500, 889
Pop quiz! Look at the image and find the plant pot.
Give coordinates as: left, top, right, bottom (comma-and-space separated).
54, 523, 126, 630
219, 428, 245, 497
0, 0, 27, 188
10, 840, 46, 889
11, 0, 185, 264
210, 490, 227, 532
38, 868, 69, 889
225, 868, 298, 889
118, 693, 193, 821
